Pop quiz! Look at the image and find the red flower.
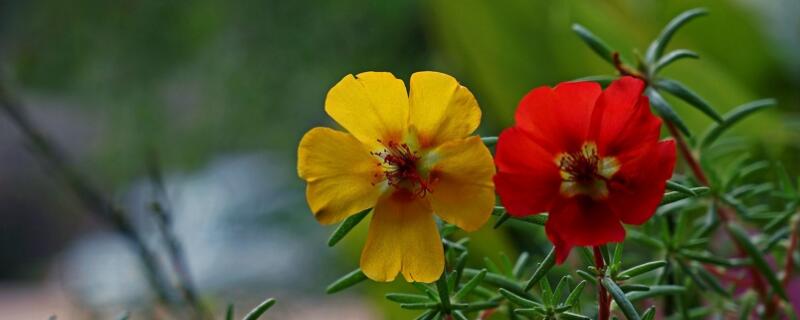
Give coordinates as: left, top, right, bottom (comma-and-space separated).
494, 76, 676, 263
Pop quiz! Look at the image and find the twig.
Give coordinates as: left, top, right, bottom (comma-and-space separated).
0, 81, 177, 306
594, 246, 610, 320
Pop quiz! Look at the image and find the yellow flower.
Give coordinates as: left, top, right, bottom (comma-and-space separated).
297, 71, 496, 283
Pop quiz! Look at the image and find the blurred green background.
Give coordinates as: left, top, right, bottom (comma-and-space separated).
0, 0, 797, 319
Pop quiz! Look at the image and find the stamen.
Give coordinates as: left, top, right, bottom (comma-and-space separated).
371, 140, 431, 197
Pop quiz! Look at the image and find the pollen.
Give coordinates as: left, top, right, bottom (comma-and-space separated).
371, 139, 432, 197
555, 142, 620, 199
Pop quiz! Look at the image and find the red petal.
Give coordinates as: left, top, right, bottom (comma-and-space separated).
589, 77, 648, 153
602, 96, 662, 162
514, 82, 601, 153
494, 127, 561, 216
545, 197, 625, 248
546, 226, 574, 264
607, 140, 677, 225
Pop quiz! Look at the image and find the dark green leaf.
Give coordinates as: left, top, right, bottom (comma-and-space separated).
656, 79, 723, 123
500, 253, 515, 277
618, 260, 668, 279
484, 257, 501, 275
660, 187, 710, 205
525, 247, 556, 291
573, 75, 616, 86
626, 285, 685, 302
493, 211, 512, 228
326, 269, 367, 294
727, 223, 789, 300
576, 270, 597, 285
455, 269, 486, 301
561, 312, 592, 320
481, 136, 498, 146
553, 275, 571, 303
694, 264, 731, 297
678, 250, 745, 267
412, 283, 440, 301
243, 298, 276, 320
645, 8, 709, 63
386, 293, 432, 304
572, 24, 615, 64
226, 304, 234, 320
564, 280, 586, 309
619, 284, 650, 293
601, 277, 641, 320
415, 310, 438, 320
513, 252, 530, 278
646, 88, 691, 137
400, 302, 439, 310
540, 277, 554, 306
666, 180, 697, 196
452, 310, 469, 320
328, 209, 370, 247
463, 268, 531, 299
436, 273, 451, 312
499, 288, 541, 308
453, 251, 468, 291
654, 49, 698, 73
451, 301, 500, 312
640, 306, 656, 320
700, 99, 777, 148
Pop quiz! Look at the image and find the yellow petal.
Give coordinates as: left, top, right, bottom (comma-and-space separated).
298, 127, 383, 225
360, 191, 444, 283
325, 72, 409, 147
409, 71, 481, 148
427, 136, 495, 232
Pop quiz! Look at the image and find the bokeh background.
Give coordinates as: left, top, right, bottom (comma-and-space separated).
0, 0, 798, 319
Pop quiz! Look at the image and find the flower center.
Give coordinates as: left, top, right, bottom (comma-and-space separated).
371, 140, 431, 197
555, 142, 619, 199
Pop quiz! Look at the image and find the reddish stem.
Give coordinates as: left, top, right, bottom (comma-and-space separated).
594, 246, 610, 320
782, 215, 799, 288
665, 121, 773, 313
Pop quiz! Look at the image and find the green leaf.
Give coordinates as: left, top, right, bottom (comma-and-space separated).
453, 251, 468, 291
493, 211, 512, 228
451, 301, 500, 312
243, 298, 276, 320
694, 264, 732, 297
618, 260, 667, 278
646, 88, 691, 137
645, 8, 709, 63
513, 252, 530, 278
500, 253, 515, 277
572, 75, 617, 86
576, 270, 598, 285
412, 283, 440, 301
484, 257, 501, 275
326, 269, 367, 294
455, 269, 486, 301
612, 243, 624, 270
499, 288, 540, 308
564, 280, 586, 308
727, 223, 789, 301
601, 277, 641, 320
481, 136, 498, 146
226, 304, 234, 320
436, 273, 451, 312
561, 312, 592, 320
776, 162, 798, 197
700, 99, 777, 148
540, 277, 554, 306
327, 209, 370, 247
524, 247, 556, 291
492, 206, 547, 226
656, 79, 723, 123
654, 49, 698, 73
415, 310, 438, 320
553, 275, 571, 304
626, 285, 685, 302
660, 187, 710, 205
400, 302, 440, 310
571, 24, 615, 64
619, 284, 650, 293
640, 306, 656, 320
463, 268, 531, 299
386, 293, 432, 304
678, 250, 745, 268
451, 310, 469, 320
666, 180, 697, 196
